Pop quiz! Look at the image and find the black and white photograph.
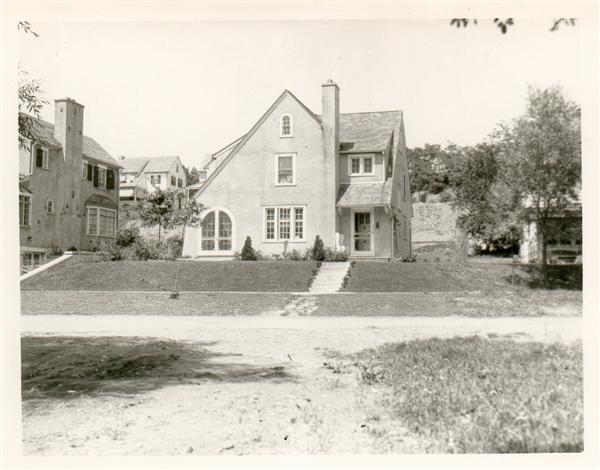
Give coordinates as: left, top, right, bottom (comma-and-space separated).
1, 2, 598, 468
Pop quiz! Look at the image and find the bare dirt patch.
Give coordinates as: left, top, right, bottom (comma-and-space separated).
20, 315, 582, 455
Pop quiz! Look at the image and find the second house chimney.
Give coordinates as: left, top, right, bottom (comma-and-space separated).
321, 80, 340, 245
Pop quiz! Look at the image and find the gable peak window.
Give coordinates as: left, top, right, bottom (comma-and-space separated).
280, 114, 293, 137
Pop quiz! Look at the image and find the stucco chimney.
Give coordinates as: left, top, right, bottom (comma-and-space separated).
53, 98, 84, 248
321, 80, 340, 243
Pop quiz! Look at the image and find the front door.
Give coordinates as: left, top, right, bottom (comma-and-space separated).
352, 210, 374, 256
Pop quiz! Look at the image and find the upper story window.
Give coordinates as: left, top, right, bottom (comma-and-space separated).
19, 194, 32, 227
177, 178, 183, 188
120, 173, 127, 183
97, 167, 107, 189
171, 175, 177, 186
280, 114, 293, 137
150, 175, 161, 186
35, 146, 49, 170
276, 154, 295, 185
349, 155, 374, 176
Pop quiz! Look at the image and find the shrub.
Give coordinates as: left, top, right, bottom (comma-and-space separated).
285, 248, 311, 261
241, 236, 257, 261
50, 246, 64, 256
323, 247, 349, 262
66, 246, 78, 252
98, 240, 122, 261
116, 226, 140, 248
311, 235, 326, 261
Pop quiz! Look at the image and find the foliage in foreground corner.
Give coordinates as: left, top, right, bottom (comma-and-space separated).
356, 336, 583, 453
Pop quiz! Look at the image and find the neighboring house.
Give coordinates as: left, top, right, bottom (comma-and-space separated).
520, 188, 582, 263
183, 80, 413, 260
118, 156, 187, 209
19, 98, 121, 272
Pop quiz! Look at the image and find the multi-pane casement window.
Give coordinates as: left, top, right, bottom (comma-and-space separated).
19, 194, 32, 227
349, 155, 374, 175
86, 206, 117, 238
264, 206, 305, 242
35, 147, 49, 170
200, 210, 233, 252
280, 114, 293, 137
276, 154, 295, 185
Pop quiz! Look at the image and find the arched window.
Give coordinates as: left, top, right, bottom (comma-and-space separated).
200, 209, 233, 252
280, 114, 292, 137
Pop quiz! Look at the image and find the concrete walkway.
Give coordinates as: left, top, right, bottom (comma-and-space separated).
308, 262, 351, 294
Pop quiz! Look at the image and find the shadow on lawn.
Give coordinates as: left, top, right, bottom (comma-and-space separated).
21, 336, 294, 400
507, 265, 582, 290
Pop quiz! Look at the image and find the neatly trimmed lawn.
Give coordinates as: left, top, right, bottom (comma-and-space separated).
354, 336, 583, 453
314, 290, 582, 317
343, 262, 582, 292
21, 291, 292, 315
21, 336, 291, 400
21, 260, 318, 292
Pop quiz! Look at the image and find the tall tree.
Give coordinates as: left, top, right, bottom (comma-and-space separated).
496, 86, 581, 284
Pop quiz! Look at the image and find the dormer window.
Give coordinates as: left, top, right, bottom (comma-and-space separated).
349, 155, 374, 176
280, 114, 293, 137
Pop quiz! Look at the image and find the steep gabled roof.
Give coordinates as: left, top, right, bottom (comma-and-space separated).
19, 113, 120, 168
120, 158, 149, 174
123, 156, 180, 173
200, 136, 245, 170
195, 89, 322, 197
315, 110, 402, 153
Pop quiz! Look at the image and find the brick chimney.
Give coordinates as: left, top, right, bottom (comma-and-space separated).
321, 80, 340, 245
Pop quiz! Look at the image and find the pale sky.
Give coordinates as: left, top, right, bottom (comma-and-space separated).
18, 19, 581, 169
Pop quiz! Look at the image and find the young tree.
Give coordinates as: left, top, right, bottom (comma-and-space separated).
172, 197, 204, 241
496, 86, 581, 284
138, 189, 175, 242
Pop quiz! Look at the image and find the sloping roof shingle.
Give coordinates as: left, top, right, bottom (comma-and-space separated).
336, 180, 394, 207
20, 113, 120, 168
84, 193, 118, 209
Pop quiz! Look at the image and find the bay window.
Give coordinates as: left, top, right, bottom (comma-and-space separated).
87, 206, 116, 238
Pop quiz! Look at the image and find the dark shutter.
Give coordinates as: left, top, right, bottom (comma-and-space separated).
87, 163, 93, 181
107, 169, 115, 190
93, 166, 99, 187
35, 148, 43, 167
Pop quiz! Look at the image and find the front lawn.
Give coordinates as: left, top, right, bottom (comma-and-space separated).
343, 262, 582, 292
314, 290, 581, 317
21, 260, 318, 292
354, 336, 583, 453
21, 291, 292, 315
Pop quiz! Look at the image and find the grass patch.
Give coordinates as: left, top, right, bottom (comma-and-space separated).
354, 336, 583, 453
314, 291, 581, 317
343, 262, 581, 292
21, 260, 318, 292
21, 292, 292, 315
21, 336, 293, 400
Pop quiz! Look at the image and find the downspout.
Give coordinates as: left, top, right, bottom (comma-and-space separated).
390, 204, 394, 261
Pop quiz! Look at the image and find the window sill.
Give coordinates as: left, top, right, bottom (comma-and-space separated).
279, 135, 294, 139
262, 239, 306, 244
20, 225, 32, 229
274, 183, 296, 187
350, 173, 375, 177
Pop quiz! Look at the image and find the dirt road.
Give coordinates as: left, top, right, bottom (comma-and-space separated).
21, 315, 582, 455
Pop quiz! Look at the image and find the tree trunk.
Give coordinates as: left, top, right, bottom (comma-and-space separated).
158, 223, 162, 243
540, 225, 549, 287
